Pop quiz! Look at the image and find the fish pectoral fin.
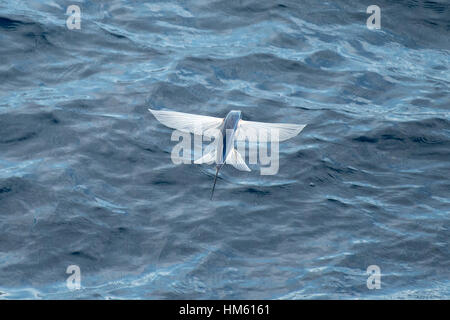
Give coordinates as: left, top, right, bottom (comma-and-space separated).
148, 109, 223, 138
194, 149, 216, 164
226, 149, 251, 172
235, 120, 306, 142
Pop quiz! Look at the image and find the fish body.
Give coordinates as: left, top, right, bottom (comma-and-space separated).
210, 110, 241, 199
216, 110, 241, 166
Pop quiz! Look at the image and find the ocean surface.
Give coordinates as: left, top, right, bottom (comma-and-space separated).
0, 0, 449, 299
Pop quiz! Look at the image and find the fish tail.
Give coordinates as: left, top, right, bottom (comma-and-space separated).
210, 166, 220, 200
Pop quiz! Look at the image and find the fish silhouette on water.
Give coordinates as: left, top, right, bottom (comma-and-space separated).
149, 109, 306, 199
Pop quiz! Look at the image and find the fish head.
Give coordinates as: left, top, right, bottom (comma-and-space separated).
225, 110, 242, 128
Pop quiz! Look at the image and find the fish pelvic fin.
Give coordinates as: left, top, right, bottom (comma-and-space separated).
226, 148, 251, 171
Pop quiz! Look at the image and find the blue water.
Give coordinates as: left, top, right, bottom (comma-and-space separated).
0, 0, 449, 299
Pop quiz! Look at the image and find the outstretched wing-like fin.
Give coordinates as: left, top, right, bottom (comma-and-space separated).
149, 109, 223, 137
226, 148, 251, 172
235, 120, 306, 142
